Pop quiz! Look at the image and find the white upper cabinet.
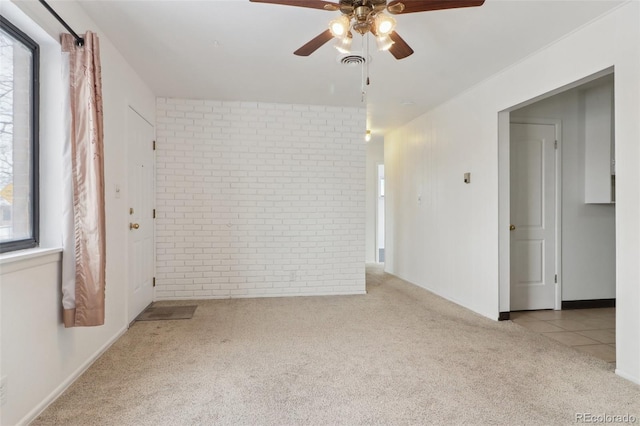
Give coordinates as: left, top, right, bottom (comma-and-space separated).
584, 81, 615, 204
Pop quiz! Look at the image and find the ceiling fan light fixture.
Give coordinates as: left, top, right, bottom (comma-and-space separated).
329, 15, 350, 38
376, 34, 395, 51
375, 14, 396, 36
334, 31, 353, 54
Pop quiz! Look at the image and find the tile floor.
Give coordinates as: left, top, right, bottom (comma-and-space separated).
511, 308, 616, 364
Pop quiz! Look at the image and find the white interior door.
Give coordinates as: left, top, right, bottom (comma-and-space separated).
510, 123, 557, 311
127, 107, 155, 322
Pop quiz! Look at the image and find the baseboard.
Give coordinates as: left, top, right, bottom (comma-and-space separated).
615, 368, 640, 386
383, 271, 497, 321
19, 325, 128, 426
561, 299, 615, 310
498, 311, 511, 321
155, 290, 368, 301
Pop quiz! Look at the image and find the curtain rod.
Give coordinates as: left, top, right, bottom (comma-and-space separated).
38, 0, 84, 46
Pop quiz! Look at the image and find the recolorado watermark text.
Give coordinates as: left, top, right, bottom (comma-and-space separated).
576, 413, 637, 424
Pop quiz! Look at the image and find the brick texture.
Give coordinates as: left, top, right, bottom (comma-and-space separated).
155, 98, 366, 299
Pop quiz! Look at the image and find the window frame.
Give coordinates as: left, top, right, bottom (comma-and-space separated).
0, 15, 40, 253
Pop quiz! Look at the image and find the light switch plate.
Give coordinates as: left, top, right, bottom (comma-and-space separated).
464, 172, 471, 184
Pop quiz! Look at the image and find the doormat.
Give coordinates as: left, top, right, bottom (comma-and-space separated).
136, 305, 197, 321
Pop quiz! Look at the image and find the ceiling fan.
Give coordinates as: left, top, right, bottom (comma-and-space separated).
249, 0, 485, 60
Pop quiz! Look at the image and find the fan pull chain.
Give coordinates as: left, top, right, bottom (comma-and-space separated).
366, 31, 371, 87
361, 34, 366, 102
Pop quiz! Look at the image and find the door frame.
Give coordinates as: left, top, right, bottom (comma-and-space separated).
125, 104, 156, 324
499, 116, 563, 313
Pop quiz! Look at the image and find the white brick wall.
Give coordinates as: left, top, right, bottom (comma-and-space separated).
155, 98, 366, 299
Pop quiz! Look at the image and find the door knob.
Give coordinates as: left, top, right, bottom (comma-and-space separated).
130, 223, 140, 230
510, 224, 516, 231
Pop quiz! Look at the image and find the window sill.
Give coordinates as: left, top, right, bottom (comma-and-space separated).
0, 247, 63, 274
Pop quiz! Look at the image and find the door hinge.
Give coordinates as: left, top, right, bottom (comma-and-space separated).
153, 209, 156, 219
555, 274, 558, 284
153, 277, 156, 287
153, 140, 156, 150
554, 140, 558, 149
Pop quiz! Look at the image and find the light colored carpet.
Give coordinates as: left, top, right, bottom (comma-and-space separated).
33, 265, 640, 425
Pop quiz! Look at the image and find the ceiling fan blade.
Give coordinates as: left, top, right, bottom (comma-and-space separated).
294, 29, 334, 56
388, 31, 414, 60
387, 0, 485, 14
249, 0, 340, 11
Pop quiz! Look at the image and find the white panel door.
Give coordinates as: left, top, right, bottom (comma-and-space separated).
127, 107, 155, 322
510, 123, 557, 311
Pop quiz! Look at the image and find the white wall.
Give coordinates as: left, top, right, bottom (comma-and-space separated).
155, 98, 366, 299
385, 2, 640, 383
366, 136, 384, 263
512, 79, 616, 301
0, 1, 155, 424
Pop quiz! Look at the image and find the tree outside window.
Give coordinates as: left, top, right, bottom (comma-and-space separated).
0, 17, 39, 252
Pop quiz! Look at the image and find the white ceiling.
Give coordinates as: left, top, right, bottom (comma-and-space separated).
76, 0, 624, 135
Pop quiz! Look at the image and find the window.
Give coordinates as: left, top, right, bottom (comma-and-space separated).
0, 16, 39, 253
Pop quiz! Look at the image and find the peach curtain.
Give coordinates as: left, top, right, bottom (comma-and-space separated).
61, 32, 106, 327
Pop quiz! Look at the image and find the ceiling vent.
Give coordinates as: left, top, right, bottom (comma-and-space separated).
337, 52, 368, 66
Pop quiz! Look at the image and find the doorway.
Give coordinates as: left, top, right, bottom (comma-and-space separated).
126, 106, 155, 322
500, 71, 616, 315
376, 163, 385, 263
